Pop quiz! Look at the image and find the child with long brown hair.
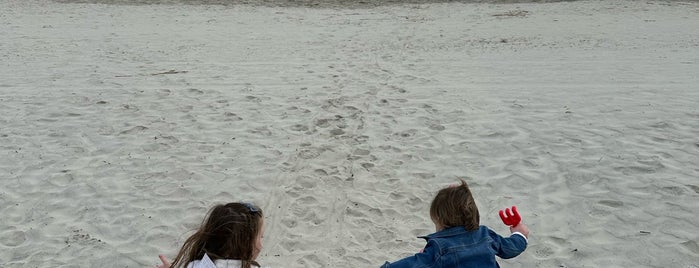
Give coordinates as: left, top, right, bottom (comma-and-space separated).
156, 202, 268, 268
381, 180, 529, 267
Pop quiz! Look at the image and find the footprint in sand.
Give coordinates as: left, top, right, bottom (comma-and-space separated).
284, 176, 318, 198
245, 95, 262, 103
315, 118, 332, 128
298, 147, 324, 159
597, 199, 623, 208
250, 126, 272, 136
187, 88, 204, 94
352, 148, 370, 156
298, 254, 324, 267
178, 105, 193, 113
2, 205, 26, 225
369, 226, 396, 243
121, 104, 140, 112
314, 169, 328, 176
295, 176, 317, 189
290, 124, 309, 132
287, 105, 311, 114
65, 229, 105, 246
118, 125, 148, 135
389, 192, 405, 200
223, 112, 243, 121
613, 159, 665, 175
685, 184, 699, 194
157, 89, 172, 97
563, 171, 598, 188
302, 210, 325, 226
345, 201, 383, 218
680, 240, 699, 255
281, 218, 298, 228
588, 206, 612, 218
394, 129, 417, 139
428, 123, 446, 131
330, 128, 345, 136
379, 145, 402, 153
48, 171, 74, 187
529, 243, 557, 260
0, 229, 26, 247
421, 104, 438, 113
352, 135, 369, 144
659, 186, 687, 196
155, 134, 179, 144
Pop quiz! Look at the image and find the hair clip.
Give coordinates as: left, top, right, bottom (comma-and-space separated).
242, 202, 259, 214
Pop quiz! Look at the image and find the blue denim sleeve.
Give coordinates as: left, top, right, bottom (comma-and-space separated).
487, 228, 527, 259
380, 239, 438, 268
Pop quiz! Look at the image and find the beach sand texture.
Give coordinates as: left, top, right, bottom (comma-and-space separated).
1, 0, 698, 267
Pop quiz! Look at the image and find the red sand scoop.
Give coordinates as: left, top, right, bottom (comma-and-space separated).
499, 206, 521, 227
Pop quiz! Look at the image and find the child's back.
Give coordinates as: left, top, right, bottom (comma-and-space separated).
381, 180, 529, 268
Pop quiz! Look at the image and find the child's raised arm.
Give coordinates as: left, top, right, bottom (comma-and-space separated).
499, 206, 529, 239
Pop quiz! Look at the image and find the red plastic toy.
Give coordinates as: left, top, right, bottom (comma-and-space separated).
499, 206, 521, 227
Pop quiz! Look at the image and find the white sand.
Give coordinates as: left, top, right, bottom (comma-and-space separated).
1, 0, 698, 267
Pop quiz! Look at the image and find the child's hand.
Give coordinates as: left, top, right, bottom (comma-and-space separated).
510, 223, 529, 239
155, 254, 170, 268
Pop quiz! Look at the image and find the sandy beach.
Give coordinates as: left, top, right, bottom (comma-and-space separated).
1, 0, 698, 267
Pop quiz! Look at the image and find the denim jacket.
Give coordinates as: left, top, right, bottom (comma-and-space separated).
381, 225, 527, 268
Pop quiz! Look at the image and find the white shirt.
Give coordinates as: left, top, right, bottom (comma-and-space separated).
186, 253, 271, 268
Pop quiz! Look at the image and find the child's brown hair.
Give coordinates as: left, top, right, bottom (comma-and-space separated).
430, 179, 480, 231
170, 202, 263, 268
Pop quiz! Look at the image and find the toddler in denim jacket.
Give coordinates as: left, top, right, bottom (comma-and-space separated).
382, 180, 529, 268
